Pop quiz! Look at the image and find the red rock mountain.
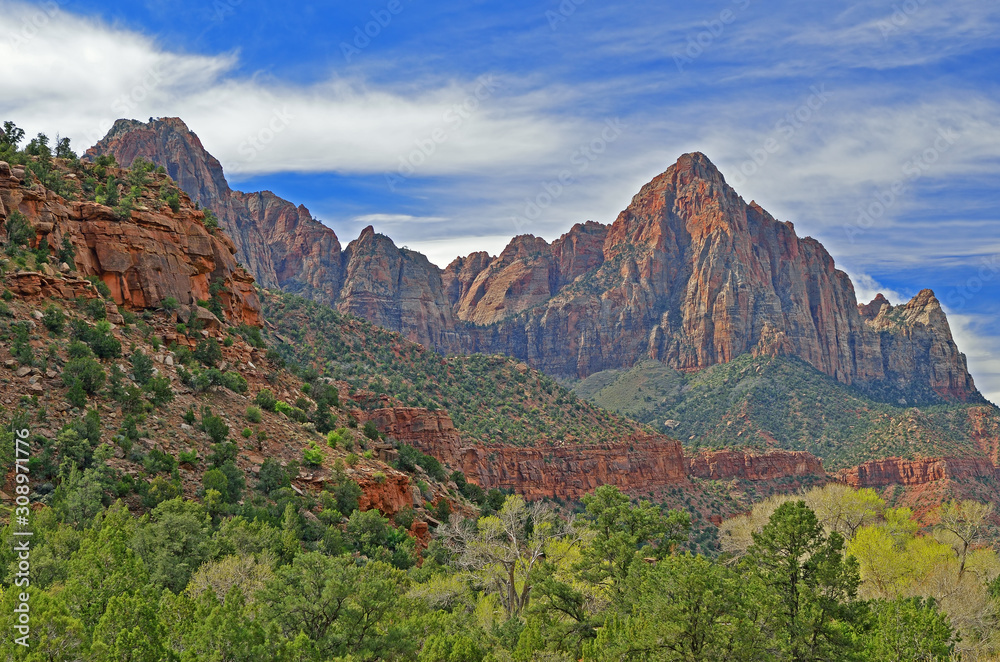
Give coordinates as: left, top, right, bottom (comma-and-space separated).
0, 159, 260, 327
89, 118, 980, 403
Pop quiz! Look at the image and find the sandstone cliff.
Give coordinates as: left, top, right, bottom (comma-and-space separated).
88, 119, 980, 403
0, 159, 261, 325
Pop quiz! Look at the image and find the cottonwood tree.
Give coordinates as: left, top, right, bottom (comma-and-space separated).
934, 499, 994, 580
443, 494, 570, 619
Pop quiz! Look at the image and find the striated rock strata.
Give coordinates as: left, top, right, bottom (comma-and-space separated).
836, 456, 1000, 488
688, 449, 824, 481
0, 159, 261, 325
89, 119, 980, 403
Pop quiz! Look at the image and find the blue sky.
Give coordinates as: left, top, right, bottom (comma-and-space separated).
1, 0, 999, 402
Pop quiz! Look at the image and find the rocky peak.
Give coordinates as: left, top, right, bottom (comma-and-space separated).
87, 122, 982, 403
859, 293, 891, 320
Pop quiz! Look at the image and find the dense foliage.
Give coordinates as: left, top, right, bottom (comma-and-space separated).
574, 356, 998, 469
261, 292, 649, 446
0, 482, 992, 660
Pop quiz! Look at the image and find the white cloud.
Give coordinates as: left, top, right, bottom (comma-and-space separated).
0, 1, 578, 178
946, 312, 1000, 407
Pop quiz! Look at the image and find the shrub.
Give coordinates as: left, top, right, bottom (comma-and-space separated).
202, 208, 219, 230
193, 338, 222, 367
62, 357, 106, 395
200, 412, 229, 444
130, 350, 154, 385
303, 442, 324, 467
178, 450, 198, 465
160, 297, 179, 311
257, 458, 290, 494
84, 298, 106, 320
84, 276, 112, 298
255, 389, 277, 412
274, 401, 294, 417
241, 427, 253, 439
182, 407, 197, 425
67, 340, 92, 359
394, 506, 415, 531
66, 379, 87, 408
245, 405, 262, 423
362, 420, 380, 441
345, 452, 359, 467
42, 305, 65, 334
222, 371, 248, 393
372, 471, 386, 484
144, 376, 173, 406
144, 448, 177, 474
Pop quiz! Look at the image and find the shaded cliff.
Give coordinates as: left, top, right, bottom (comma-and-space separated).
88, 118, 980, 404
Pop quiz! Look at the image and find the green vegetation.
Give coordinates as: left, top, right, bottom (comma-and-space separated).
261, 291, 649, 446
573, 356, 998, 469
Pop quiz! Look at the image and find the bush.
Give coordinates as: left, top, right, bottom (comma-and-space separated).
66, 379, 87, 408
222, 371, 248, 393
200, 412, 229, 444
85, 276, 112, 299
62, 357, 106, 395
144, 376, 173, 406
144, 448, 177, 474
178, 450, 198, 465
362, 420, 381, 441
255, 389, 277, 412
303, 442, 324, 467
394, 506, 415, 531
130, 350, 154, 386
345, 452, 359, 467
245, 405, 262, 423
257, 458, 290, 494
42, 305, 64, 334
84, 298, 106, 320
373, 471, 386, 484
193, 338, 222, 367
241, 427, 253, 439
160, 297, 179, 311
274, 400, 294, 417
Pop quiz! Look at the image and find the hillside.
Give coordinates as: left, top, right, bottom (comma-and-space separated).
261, 291, 647, 447
573, 355, 1000, 470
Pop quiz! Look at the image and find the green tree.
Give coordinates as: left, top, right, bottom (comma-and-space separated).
576, 485, 690, 600
747, 500, 860, 661
861, 597, 953, 661
260, 552, 411, 659
132, 497, 214, 593
90, 590, 166, 662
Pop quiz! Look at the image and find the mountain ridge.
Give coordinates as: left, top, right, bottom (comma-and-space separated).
88, 117, 981, 406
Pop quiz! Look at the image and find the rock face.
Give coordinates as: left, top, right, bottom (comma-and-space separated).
0, 158, 260, 325
836, 457, 999, 488
355, 471, 412, 517
369, 407, 833, 500
89, 120, 980, 403
688, 449, 824, 481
